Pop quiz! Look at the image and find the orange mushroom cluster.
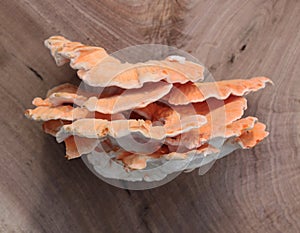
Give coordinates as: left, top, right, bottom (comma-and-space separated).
25, 36, 272, 179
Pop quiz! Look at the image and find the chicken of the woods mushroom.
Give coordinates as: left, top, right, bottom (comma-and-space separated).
25, 36, 273, 182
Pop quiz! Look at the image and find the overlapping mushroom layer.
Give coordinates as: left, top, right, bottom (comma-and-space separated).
25, 36, 272, 179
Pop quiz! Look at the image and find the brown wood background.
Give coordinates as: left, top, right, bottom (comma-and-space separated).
1, 0, 299, 232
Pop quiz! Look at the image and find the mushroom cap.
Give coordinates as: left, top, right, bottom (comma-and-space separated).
234, 122, 269, 148
133, 102, 207, 136
83, 81, 173, 114
25, 105, 124, 121
45, 36, 204, 88
82, 58, 204, 88
33, 82, 125, 108
115, 143, 219, 170
42, 119, 100, 159
33, 92, 88, 107
24, 105, 90, 121
165, 116, 257, 149
164, 77, 273, 105
166, 96, 248, 149
64, 136, 99, 160
55, 113, 206, 143
42, 119, 71, 136
44, 36, 108, 70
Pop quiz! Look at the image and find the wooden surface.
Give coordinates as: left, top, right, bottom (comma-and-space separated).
1, 0, 300, 232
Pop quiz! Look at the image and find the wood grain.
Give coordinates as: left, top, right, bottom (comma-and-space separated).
1, 0, 300, 232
